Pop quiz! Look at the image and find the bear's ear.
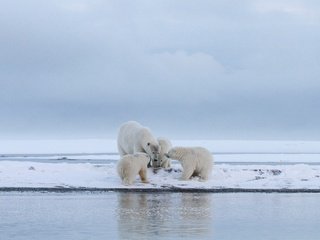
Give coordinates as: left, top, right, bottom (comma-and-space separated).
147, 142, 150, 146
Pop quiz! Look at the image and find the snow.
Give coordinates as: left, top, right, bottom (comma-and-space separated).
0, 139, 320, 190
0, 160, 319, 189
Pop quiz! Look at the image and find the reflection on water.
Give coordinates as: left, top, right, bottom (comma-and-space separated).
117, 192, 212, 239
0, 192, 320, 240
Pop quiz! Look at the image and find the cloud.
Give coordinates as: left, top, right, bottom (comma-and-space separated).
149, 51, 224, 75
57, 1, 93, 13
253, 0, 320, 24
0, 0, 320, 139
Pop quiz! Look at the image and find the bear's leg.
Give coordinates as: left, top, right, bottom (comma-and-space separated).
199, 174, 209, 182
122, 167, 135, 185
200, 169, 211, 181
122, 177, 133, 186
160, 159, 165, 168
180, 167, 194, 180
117, 143, 126, 157
139, 168, 149, 183
162, 158, 171, 168
200, 165, 212, 181
167, 159, 171, 168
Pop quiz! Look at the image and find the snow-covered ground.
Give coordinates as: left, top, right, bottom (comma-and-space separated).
0, 160, 319, 190
0, 139, 319, 190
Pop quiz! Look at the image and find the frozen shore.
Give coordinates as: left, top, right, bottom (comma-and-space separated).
0, 139, 319, 191
0, 160, 319, 191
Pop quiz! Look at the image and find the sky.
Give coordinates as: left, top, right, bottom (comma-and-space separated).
1, 0, 320, 140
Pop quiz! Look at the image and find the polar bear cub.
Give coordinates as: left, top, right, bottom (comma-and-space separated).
157, 137, 172, 168
117, 153, 150, 185
166, 147, 213, 181
117, 121, 160, 168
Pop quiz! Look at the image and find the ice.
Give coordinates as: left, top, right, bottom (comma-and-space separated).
0, 160, 319, 189
0, 139, 320, 190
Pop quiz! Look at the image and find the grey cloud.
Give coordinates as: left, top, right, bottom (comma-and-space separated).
0, 0, 320, 139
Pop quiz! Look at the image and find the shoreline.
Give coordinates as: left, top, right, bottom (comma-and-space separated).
1, 187, 320, 193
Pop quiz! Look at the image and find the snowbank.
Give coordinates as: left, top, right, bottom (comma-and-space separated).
0, 161, 319, 190
0, 139, 319, 190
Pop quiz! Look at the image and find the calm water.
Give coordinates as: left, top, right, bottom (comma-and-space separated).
0, 192, 319, 240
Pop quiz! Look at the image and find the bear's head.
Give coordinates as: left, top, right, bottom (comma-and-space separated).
146, 142, 161, 168
165, 147, 183, 161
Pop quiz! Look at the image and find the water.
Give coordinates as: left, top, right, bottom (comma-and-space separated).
0, 192, 319, 240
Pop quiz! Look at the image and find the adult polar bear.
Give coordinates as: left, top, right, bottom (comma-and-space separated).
117, 121, 161, 168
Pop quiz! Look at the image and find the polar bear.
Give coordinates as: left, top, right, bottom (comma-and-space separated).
157, 137, 172, 168
117, 121, 160, 168
117, 153, 150, 185
166, 146, 213, 181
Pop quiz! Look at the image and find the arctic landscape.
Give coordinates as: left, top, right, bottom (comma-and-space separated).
1, 139, 319, 191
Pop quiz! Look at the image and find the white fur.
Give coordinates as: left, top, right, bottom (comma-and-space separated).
167, 146, 213, 181
157, 137, 172, 168
117, 121, 160, 167
117, 153, 150, 185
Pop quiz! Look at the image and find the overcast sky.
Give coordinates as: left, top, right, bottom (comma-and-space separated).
1, 0, 320, 140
